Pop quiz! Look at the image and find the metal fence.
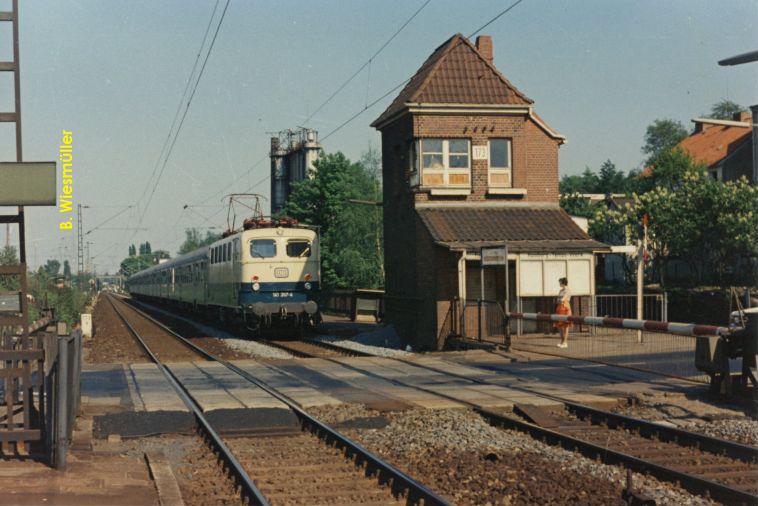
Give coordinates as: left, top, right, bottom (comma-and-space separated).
509, 312, 710, 383
592, 293, 668, 321
436, 299, 510, 348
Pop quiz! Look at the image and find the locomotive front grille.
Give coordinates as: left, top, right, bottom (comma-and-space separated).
274, 267, 289, 278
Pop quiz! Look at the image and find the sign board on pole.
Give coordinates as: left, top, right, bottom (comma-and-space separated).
0, 162, 56, 205
481, 246, 507, 266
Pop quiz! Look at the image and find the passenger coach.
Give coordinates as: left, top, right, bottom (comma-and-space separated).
126, 221, 320, 331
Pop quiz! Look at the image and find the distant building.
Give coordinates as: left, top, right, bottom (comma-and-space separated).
270, 128, 321, 214
677, 111, 755, 183
372, 33, 608, 350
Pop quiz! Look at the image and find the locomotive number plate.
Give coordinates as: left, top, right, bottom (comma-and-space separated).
274, 267, 289, 278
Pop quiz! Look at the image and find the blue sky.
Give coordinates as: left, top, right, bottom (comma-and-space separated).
1, 0, 756, 273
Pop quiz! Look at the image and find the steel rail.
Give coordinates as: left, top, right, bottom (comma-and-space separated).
251, 341, 758, 505
105, 295, 269, 506
383, 354, 758, 464
477, 410, 758, 506
117, 295, 451, 506
120, 295, 757, 503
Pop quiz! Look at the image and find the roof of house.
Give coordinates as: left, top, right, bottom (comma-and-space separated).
371, 33, 533, 128
416, 206, 609, 253
678, 118, 752, 168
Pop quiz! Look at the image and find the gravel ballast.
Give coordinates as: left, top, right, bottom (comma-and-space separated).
314, 324, 414, 357
310, 405, 717, 506
614, 392, 758, 446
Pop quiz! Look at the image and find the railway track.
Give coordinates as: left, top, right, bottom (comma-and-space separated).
106, 294, 449, 506
323, 353, 758, 505
112, 295, 758, 504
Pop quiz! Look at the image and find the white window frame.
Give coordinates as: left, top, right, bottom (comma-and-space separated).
414, 138, 471, 188
488, 139, 512, 188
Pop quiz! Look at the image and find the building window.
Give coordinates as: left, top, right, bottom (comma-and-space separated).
416, 138, 471, 187
488, 139, 512, 188
708, 168, 721, 181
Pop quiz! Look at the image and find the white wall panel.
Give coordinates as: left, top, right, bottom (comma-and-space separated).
568, 260, 591, 295
520, 260, 543, 296
543, 261, 566, 295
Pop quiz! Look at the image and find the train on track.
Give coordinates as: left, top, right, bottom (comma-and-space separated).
126, 218, 321, 332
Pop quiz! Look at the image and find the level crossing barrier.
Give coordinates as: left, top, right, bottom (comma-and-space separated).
506, 311, 722, 383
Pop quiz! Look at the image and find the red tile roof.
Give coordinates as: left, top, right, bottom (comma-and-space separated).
678, 120, 751, 168
417, 206, 609, 252
371, 34, 533, 127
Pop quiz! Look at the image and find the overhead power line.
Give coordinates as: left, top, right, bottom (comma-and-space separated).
173, 0, 530, 235
138, 0, 231, 225
183, 0, 432, 214
319, 0, 529, 143
468, 0, 526, 38
135, 0, 222, 213
85, 206, 133, 235
304, 0, 433, 124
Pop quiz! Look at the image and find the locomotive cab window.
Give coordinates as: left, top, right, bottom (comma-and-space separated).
286, 240, 311, 258
250, 239, 276, 258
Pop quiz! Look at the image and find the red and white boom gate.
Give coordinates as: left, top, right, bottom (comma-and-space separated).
505, 311, 757, 396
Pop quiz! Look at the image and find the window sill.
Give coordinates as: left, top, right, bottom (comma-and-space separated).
487, 188, 527, 196
426, 187, 471, 196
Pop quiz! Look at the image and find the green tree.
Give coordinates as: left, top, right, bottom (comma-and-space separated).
642, 119, 688, 163
63, 260, 72, 279
43, 259, 61, 277
596, 167, 758, 287
282, 151, 383, 289
151, 250, 170, 263
0, 246, 19, 290
559, 193, 597, 220
598, 160, 626, 193
119, 255, 153, 277
708, 99, 745, 120
128, 244, 136, 257
178, 228, 220, 254
144, 241, 152, 255
632, 148, 707, 194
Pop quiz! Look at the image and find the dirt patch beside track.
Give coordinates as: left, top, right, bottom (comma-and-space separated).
86, 294, 150, 363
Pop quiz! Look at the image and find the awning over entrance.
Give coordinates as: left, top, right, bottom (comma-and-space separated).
416, 205, 610, 253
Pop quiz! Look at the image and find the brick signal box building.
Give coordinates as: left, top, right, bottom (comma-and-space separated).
372, 34, 608, 350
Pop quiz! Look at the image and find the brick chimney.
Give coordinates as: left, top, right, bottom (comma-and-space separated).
475, 35, 493, 64
733, 110, 752, 123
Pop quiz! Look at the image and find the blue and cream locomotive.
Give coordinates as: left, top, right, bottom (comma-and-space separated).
126, 220, 320, 330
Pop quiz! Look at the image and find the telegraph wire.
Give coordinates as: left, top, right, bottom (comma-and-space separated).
320, 0, 529, 143
304, 0, 432, 125
183, 0, 431, 214
85, 206, 133, 235
135, 0, 222, 211
468, 0, 526, 38
114, 0, 230, 269
138, 0, 232, 224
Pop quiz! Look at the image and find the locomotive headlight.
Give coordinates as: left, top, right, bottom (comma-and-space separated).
304, 282, 312, 290
252, 282, 260, 291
